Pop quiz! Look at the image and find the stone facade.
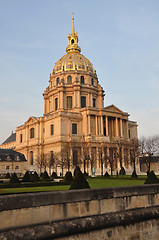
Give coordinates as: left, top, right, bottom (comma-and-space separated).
0, 16, 138, 175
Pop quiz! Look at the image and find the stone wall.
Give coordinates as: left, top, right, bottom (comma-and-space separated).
1, 184, 159, 239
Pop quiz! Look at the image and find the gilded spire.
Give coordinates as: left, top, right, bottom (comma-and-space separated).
66, 14, 81, 53
72, 12, 75, 34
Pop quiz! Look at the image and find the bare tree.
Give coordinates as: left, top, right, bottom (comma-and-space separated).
139, 135, 159, 172
35, 153, 47, 174
56, 151, 67, 177
61, 143, 72, 171
82, 142, 90, 174
130, 139, 139, 172
47, 151, 58, 175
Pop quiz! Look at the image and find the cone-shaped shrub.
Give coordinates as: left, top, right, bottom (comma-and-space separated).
73, 166, 81, 177
10, 173, 20, 183
22, 171, 31, 182
42, 171, 50, 180
5, 172, 10, 179
70, 166, 90, 190
51, 171, 57, 178
144, 171, 159, 184
64, 171, 73, 182
30, 171, 40, 182
104, 171, 110, 178
131, 170, 138, 178
119, 167, 126, 176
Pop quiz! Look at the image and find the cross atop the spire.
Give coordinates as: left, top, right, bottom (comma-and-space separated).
72, 12, 75, 34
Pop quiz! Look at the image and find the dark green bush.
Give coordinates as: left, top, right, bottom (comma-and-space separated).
64, 171, 73, 182
51, 171, 57, 178
42, 171, 50, 180
131, 170, 138, 178
73, 166, 81, 177
144, 171, 159, 184
5, 173, 10, 179
104, 171, 110, 178
30, 171, 40, 182
119, 167, 126, 176
70, 166, 90, 190
22, 171, 31, 182
9, 173, 20, 184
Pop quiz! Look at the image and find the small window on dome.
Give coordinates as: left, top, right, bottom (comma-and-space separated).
56, 77, 59, 85
91, 78, 94, 86
67, 75, 72, 84
71, 39, 74, 45
80, 76, 84, 84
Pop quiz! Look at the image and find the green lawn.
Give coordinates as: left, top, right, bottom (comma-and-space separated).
0, 177, 146, 195
88, 178, 145, 188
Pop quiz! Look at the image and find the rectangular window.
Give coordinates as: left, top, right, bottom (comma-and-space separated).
55, 98, 58, 110
20, 134, 22, 143
81, 96, 86, 108
72, 123, 77, 134
67, 96, 72, 109
93, 98, 96, 107
6, 166, 9, 170
50, 124, 54, 135
15, 166, 19, 170
128, 129, 131, 138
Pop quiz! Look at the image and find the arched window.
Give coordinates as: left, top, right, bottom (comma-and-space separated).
80, 76, 84, 84
67, 96, 72, 109
30, 128, 34, 139
67, 75, 72, 84
30, 151, 33, 165
56, 77, 59, 85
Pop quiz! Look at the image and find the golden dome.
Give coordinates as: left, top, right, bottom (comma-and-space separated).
52, 14, 96, 76
53, 52, 96, 74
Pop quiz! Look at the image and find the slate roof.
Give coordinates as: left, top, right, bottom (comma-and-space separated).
0, 149, 27, 162
1, 133, 16, 145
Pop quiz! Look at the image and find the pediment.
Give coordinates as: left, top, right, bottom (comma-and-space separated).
25, 116, 38, 125
104, 105, 127, 114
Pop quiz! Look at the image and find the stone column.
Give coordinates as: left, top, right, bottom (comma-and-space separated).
126, 120, 129, 138
87, 115, 91, 135
74, 91, 77, 108
105, 116, 108, 136
90, 93, 93, 107
115, 118, 118, 137
101, 116, 103, 135
70, 147, 73, 171
58, 92, 60, 108
121, 148, 124, 167
95, 116, 98, 135
77, 90, 80, 108
120, 119, 123, 137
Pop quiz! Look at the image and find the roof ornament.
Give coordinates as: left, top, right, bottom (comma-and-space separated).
72, 12, 75, 35
66, 13, 81, 53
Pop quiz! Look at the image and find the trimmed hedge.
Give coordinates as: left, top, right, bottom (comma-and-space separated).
70, 166, 90, 190
0, 181, 70, 189
144, 171, 159, 184
64, 171, 73, 182
10, 173, 20, 184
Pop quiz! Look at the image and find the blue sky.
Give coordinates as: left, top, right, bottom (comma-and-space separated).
0, 0, 159, 143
